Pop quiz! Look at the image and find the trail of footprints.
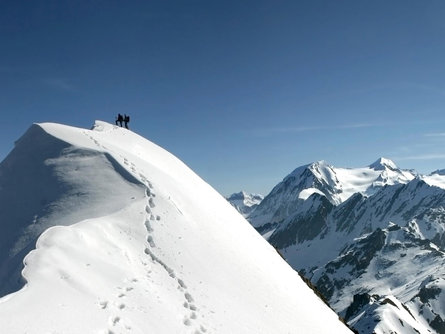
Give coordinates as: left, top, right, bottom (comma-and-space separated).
83, 138, 208, 333
98, 279, 138, 334
83, 130, 109, 151
143, 178, 208, 333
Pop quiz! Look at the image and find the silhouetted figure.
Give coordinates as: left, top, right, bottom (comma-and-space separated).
124, 114, 130, 129
116, 114, 123, 127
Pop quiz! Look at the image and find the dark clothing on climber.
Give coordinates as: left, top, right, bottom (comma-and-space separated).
124, 115, 130, 129
116, 114, 124, 127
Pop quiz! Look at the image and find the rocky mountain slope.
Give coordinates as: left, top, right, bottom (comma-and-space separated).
247, 159, 445, 333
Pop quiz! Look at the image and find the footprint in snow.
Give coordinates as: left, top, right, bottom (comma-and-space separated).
184, 292, 194, 304
145, 220, 153, 232
178, 279, 187, 289
183, 302, 198, 311
99, 301, 109, 309
147, 235, 155, 248
110, 316, 120, 326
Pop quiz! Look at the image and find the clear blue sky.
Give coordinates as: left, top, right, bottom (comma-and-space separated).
2, 0, 445, 196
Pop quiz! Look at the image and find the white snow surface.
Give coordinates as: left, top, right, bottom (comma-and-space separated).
0, 121, 351, 334
332, 160, 415, 203
422, 170, 445, 189
298, 187, 325, 200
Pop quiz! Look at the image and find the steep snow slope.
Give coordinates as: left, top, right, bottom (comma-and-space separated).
0, 121, 351, 334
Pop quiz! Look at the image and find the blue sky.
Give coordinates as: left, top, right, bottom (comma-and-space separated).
2, 1, 445, 196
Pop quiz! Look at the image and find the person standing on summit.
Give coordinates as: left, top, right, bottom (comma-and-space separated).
124, 114, 130, 129
116, 114, 123, 127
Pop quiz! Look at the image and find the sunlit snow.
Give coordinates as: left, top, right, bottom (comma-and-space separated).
0, 121, 351, 334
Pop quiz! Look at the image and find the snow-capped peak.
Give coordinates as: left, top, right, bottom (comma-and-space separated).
249, 158, 417, 229
369, 157, 398, 171
227, 191, 263, 206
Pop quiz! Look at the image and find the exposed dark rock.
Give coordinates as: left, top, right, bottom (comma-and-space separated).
254, 222, 278, 235
344, 293, 372, 321
387, 224, 401, 232
335, 193, 365, 233
417, 286, 441, 303
381, 298, 398, 309
430, 315, 445, 334
268, 194, 333, 248
315, 274, 335, 301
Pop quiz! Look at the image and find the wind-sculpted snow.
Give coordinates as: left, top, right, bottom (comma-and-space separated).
0, 121, 351, 333
0, 124, 145, 297
247, 158, 445, 333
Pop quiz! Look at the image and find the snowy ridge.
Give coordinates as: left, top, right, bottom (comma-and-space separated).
0, 121, 351, 333
249, 158, 415, 230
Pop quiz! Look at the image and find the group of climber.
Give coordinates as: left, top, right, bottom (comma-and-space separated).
115, 114, 130, 129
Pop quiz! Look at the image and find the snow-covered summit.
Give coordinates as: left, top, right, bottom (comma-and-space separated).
249, 158, 416, 229
368, 157, 398, 171
0, 121, 351, 334
226, 191, 263, 206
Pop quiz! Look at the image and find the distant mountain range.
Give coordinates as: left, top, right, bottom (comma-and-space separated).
240, 158, 445, 334
226, 191, 263, 217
